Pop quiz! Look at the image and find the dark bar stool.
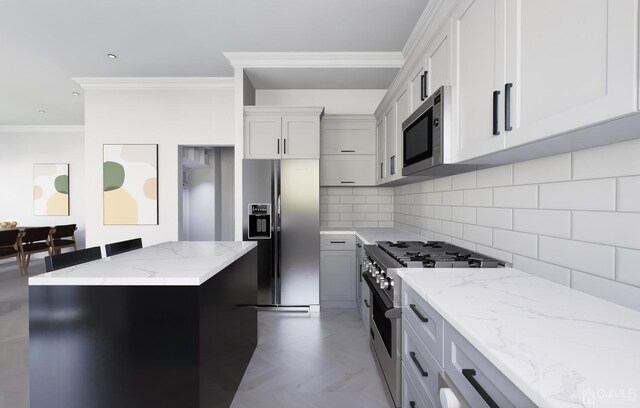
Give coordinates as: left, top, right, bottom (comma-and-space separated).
45, 246, 102, 272
19, 227, 52, 275
105, 238, 142, 257
50, 224, 78, 254
0, 229, 23, 275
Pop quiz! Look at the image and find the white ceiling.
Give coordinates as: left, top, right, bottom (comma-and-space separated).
0, 0, 427, 125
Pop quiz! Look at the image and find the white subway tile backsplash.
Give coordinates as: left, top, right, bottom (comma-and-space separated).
476, 165, 513, 187
379, 221, 394, 228
353, 204, 379, 213
353, 221, 381, 228
617, 176, 640, 212
414, 193, 428, 205
573, 138, 640, 180
420, 205, 434, 218
427, 218, 443, 233
477, 208, 512, 229
570, 270, 640, 312
419, 180, 434, 193
442, 221, 463, 238
432, 233, 452, 242
353, 187, 380, 196
341, 212, 366, 221
442, 191, 464, 206
434, 176, 452, 192
452, 207, 476, 224
326, 221, 353, 228
513, 209, 571, 238
426, 192, 443, 205
539, 236, 614, 279
572, 211, 640, 250
414, 217, 428, 230
433, 206, 452, 220
463, 224, 492, 246
451, 172, 477, 190
493, 185, 538, 208
492, 229, 537, 258
327, 204, 352, 213
379, 204, 394, 212
476, 245, 512, 264
340, 196, 366, 204
366, 212, 392, 221
320, 195, 340, 204
327, 187, 352, 196
512, 255, 570, 286
320, 212, 340, 221
539, 179, 615, 211
379, 188, 394, 196
366, 195, 392, 204
451, 238, 476, 251
616, 248, 640, 287
513, 153, 571, 185
463, 189, 492, 207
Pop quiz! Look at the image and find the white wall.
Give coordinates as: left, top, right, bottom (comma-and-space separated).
0, 127, 85, 252
255, 89, 386, 114
83, 87, 234, 247
393, 138, 640, 311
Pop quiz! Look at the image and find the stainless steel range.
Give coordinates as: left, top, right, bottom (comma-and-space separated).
362, 241, 505, 408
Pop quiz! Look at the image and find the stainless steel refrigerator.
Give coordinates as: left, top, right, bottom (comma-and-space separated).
243, 159, 319, 307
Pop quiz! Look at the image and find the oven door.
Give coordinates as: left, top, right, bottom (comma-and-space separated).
364, 273, 401, 407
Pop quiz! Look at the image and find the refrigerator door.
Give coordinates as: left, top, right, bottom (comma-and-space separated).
279, 160, 320, 306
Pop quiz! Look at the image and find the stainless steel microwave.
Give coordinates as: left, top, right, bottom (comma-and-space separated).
402, 86, 452, 176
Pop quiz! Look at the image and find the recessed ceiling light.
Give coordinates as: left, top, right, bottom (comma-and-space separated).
107, 53, 117, 59
38, 110, 46, 114
72, 91, 80, 96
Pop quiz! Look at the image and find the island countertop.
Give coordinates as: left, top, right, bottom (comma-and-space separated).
398, 267, 640, 408
28, 241, 257, 286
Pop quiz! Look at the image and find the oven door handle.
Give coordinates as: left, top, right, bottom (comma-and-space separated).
362, 273, 402, 319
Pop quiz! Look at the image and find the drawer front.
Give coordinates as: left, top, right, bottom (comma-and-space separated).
320, 116, 376, 155
320, 155, 376, 186
444, 322, 536, 408
403, 284, 444, 365
402, 317, 441, 408
320, 234, 356, 250
360, 283, 371, 333
402, 363, 430, 408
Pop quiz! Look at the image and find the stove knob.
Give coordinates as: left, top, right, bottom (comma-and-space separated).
372, 267, 379, 277
388, 277, 394, 288
381, 277, 393, 290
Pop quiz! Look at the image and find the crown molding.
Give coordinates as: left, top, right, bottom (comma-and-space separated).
0, 125, 84, 133
222, 52, 404, 69
402, 0, 439, 57
72, 77, 234, 90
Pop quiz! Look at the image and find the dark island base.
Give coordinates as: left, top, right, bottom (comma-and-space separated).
29, 248, 257, 408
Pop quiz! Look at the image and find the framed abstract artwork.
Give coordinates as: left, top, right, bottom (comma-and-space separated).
103, 144, 158, 225
33, 163, 69, 216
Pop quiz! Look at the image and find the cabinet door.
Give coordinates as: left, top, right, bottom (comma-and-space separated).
426, 20, 452, 95
321, 117, 376, 155
320, 155, 376, 186
395, 88, 410, 178
385, 105, 396, 177
320, 251, 356, 302
451, 0, 507, 162
282, 115, 319, 159
409, 59, 428, 114
505, 0, 637, 148
244, 115, 282, 159
376, 120, 385, 183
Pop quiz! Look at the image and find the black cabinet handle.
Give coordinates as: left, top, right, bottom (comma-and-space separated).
492, 90, 500, 136
409, 402, 416, 408
277, 139, 280, 154
462, 369, 499, 408
340, 181, 355, 184
390, 155, 396, 175
409, 351, 428, 377
409, 304, 429, 322
284, 139, 287, 154
330, 241, 346, 244
423, 70, 429, 99
420, 74, 426, 101
505, 83, 513, 131
364, 299, 369, 308
357, 244, 362, 248
340, 149, 355, 153
380, 163, 383, 179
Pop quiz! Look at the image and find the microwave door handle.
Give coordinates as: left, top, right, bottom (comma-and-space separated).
493, 90, 500, 136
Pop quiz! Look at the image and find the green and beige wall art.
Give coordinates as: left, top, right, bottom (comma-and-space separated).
103, 144, 158, 225
33, 163, 69, 216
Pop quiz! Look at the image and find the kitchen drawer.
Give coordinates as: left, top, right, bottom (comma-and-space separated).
402, 284, 444, 366
402, 362, 430, 408
320, 115, 376, 155
320, 234, 356, 251
444, 322, 536, 408
402, 316, 441, 408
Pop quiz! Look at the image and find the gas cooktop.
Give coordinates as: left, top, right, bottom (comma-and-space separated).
376, 240, 504, 268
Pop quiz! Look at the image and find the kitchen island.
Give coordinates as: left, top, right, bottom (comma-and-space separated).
28, 241, 258, 408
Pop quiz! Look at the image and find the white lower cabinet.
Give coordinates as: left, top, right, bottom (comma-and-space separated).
320, 250, 356, 306
402, 317, 442, 408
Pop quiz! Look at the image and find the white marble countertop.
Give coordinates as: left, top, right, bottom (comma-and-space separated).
398, 268, 640, 408
28, 241, 257, 286
320, 227, 422, 245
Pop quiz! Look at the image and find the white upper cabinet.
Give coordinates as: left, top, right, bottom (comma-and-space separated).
409, 59, 428, 114
451, 0, 507, 162
376, 119, 385, 183
395, 87, 410, 178
320, 115, 376, 155
244, 107, 323, 160
504, 0, 638, 148
384, 105, 396, 178
425, 19, 452, 96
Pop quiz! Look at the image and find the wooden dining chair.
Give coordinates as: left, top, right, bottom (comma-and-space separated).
50, 224, 78, 255
0, 229, 23, 275
45, 246, 102, 272
19, 227, 52, 275
105, 238, 142, 257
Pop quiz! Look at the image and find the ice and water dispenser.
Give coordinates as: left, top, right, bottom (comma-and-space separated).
248, 203, 271, 239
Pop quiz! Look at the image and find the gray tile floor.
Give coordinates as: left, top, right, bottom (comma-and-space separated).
0, 259, 391, 408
